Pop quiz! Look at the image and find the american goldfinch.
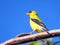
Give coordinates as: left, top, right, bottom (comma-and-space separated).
27, 10, 50, 33
27, 10, 52, 45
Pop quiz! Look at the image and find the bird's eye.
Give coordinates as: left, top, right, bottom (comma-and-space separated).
28, 11, 32, 13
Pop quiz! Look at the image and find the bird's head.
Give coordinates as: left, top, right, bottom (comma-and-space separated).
27, 10, 37, 18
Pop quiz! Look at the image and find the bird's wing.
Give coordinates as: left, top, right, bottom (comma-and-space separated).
31, 18, 52, 36
31, 18, 46, 28
31, 18, 48, 31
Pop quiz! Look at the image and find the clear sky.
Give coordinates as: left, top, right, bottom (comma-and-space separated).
0, 0, 60, 45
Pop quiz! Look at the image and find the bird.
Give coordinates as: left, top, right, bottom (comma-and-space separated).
27, 10, 51, 33
27, 10, 52, 45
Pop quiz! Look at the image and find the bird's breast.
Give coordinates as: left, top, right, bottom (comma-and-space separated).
30, 19, 40, 30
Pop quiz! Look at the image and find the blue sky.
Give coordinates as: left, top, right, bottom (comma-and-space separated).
0, 0, 60, 45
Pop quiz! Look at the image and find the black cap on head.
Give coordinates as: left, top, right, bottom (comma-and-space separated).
28, 11, 32, 13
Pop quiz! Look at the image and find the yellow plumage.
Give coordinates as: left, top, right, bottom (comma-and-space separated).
30, 19, 40, 32
27, 10, 44, 33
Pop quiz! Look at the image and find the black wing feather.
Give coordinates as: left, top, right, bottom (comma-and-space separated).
31, 18, 48, 31
31, 18, 46, 28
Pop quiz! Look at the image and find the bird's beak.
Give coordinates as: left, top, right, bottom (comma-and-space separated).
27, 13, 30, 16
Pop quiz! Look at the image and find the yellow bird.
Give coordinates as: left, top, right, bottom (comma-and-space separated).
27, 10, 49, 33
27, 10, 52, 45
